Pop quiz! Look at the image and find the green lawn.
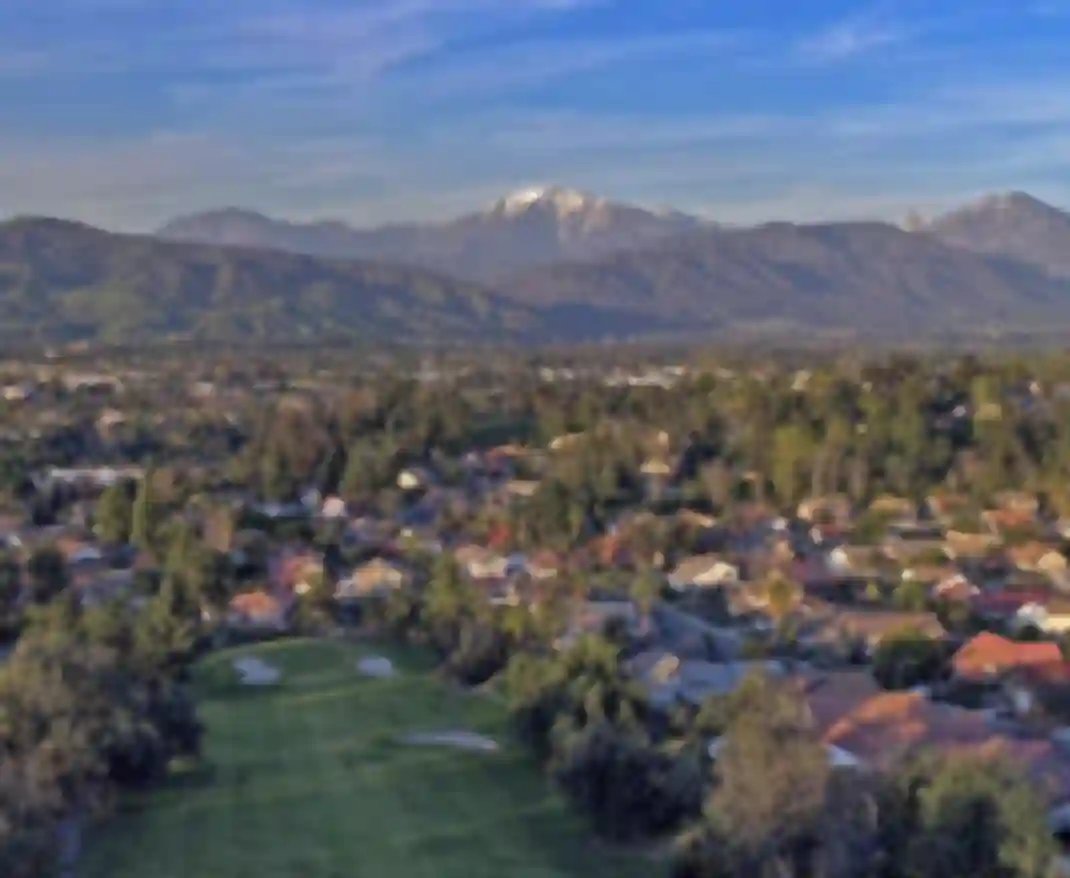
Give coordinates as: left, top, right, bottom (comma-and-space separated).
82, 638, 655, 878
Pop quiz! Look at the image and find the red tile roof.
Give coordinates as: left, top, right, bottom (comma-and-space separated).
822, 691, 993, 764
229, 590, 284, 619
952, 632, 1063, 681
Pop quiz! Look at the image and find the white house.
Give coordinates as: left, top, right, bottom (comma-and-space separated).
454, 545, 510, 581
667, 554, 740, 590
1014, 602, 1070, 635
320, 496, 347, 519
397, 467, 431, 491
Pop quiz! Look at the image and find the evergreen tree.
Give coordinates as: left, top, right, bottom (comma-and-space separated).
0, 551, 22, 639
95, 480, 135, 545
25, 547, 68, 607
131, 472, 160, 557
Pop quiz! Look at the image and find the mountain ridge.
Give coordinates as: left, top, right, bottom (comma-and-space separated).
915, 190, 1070, 276
0, 216, 540, 344
157, 187, 711, 283
10, 187, 1070, 346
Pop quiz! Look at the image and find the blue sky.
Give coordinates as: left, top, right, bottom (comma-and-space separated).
1, 0, 1070, 229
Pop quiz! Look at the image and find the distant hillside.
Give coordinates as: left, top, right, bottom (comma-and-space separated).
0, 217, 537, 345
921, 191, 1070, 276
157, 187, 710, 283
9, 210, 1070, 348
504, 221, 1070, 338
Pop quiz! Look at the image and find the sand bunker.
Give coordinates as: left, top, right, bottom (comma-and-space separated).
401, 730, 500, 752
233, 656, 281, 686
357, 656, 396, 679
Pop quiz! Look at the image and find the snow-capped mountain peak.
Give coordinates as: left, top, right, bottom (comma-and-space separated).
494, 185, 605, 218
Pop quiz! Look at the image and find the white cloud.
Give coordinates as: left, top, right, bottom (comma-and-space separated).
795, 11, 909, 63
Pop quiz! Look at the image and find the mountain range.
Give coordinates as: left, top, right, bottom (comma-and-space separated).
158, 186, 711, 284
0, 217, 538, 345
6, 186, 1070, 345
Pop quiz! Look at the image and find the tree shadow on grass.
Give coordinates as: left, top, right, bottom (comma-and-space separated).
115, 760, 219, 814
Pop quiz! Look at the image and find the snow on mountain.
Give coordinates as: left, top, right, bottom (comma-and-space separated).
494, 186, 606, 218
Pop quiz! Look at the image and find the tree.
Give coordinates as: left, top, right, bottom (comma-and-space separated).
25, 546, 68, 606
764, 572, 799, 629
131, 472, 160, 557
871, 629, 949, 690
421, 555, 481, 655
446, 619, 509, 686
706, 675, 835, 872
186, 548, 232, 619
631, 566, 663, 620
893, 578, 928, 612
94, 480, 135, 545
0, 551, 22, 639
552, 719, 703, 841
894, 753, 1057, 878
134, 576, 200, 678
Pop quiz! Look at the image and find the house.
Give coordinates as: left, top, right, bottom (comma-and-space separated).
994, 490, 1040, 517
585, 533, 633, 569
802, 669, 885, 733
677, 509, 719, 530
525, 550, 561, 580
924, 493, 971, 524
883, 534, 948, 565
640, 458, 673, 478
549, 432, 585, 451
397, 467, 432, 491
250, 500, 307, 520
667, 554, 740, 590
504, 479, 540, 499
454, 544, 509, 581
640, 457, 675, 500
826, 545, 883, 577
816, 689, 1011, 766
944, 530, 1001, 560
320, 496, 347, 519
268, 550, 324, 597
56, 535, 105, 567
335, 557, 411, 601
898, 560, 955, 591
797, 495, 852, 525
1001, 662, 1070, 721
555, 600, 642, 651
1008, 543, 1069, 584
982, 508, 1039, 537
627, 650, 785, 709
868, 494, 917, 521
799, 609, 946, 656
41, 465, 144, 490
72, 568, 135, 609
933, 572, 980, 602
951, 632, 1063, 683
972, 589, 1054, 624
227, 590, 292, 631
813, 685, 1070, 815
1014, 600, 1070, 636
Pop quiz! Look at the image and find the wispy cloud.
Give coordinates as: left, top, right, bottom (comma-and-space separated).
795, 11, 909, 63
388, 30, 748, 100
3, 0, 1070, 229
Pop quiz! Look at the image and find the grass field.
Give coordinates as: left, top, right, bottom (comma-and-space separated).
82, 638, 656, 878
